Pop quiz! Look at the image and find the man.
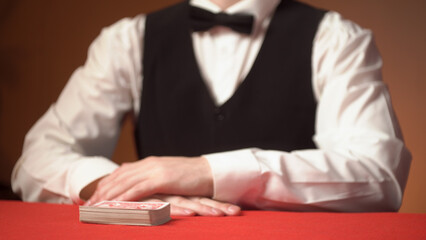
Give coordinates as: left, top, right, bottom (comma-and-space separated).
12, 0, 411, 216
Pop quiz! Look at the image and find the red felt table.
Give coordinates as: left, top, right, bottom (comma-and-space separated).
0, 200, 425, 239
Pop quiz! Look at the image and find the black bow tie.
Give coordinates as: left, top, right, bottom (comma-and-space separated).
189, 6, 254, 34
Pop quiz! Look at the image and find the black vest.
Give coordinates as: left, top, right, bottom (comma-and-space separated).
136, 0, 326, 159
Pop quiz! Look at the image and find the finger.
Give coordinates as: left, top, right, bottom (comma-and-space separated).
170, 205, 196, 216
189, 197, 241, 216
160, 195, 224, 216
88, 167, 129, 204
142, 197, 195, 216
88, 177, 124, 204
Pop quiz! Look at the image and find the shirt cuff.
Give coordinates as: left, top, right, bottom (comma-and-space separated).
203, 149, 261, 204
68, 157, 118, 204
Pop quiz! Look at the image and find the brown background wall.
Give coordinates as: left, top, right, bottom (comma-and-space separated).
0, 0, 424, 212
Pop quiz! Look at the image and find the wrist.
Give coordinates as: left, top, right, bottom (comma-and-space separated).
199, 156, 214, 197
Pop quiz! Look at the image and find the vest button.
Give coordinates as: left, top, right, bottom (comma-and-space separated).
216, 113, 225, 121
214, 108, 225, 121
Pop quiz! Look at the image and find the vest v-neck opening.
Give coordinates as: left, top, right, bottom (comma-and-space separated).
181, 13, 254, 111
137, 1, 325, 158
180, 0, 295, 111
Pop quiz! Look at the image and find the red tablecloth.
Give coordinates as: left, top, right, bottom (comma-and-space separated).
0, 200, 425, 239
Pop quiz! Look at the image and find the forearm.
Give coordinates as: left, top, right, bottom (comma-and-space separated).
205, 139, 410, 212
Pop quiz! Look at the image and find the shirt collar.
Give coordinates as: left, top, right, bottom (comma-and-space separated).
190, 0, 281, 30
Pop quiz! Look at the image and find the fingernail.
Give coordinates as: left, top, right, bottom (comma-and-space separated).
227, 206, 240, 214
210, 208, 221, 216
184, 209, 195, 216
84, 200, 92, 206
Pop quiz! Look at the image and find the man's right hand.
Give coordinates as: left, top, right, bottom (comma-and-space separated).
81, 178, 241, 216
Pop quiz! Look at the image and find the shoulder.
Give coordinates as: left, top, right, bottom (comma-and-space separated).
316, 11, 373, 44
85, 14, 147, 59
100, 14, 146, 42
313, 11, 381, 98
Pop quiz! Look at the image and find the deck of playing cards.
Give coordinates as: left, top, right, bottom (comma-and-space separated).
79, 201, 171, 226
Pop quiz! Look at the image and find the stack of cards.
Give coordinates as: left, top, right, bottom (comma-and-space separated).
79, 201, 171, 226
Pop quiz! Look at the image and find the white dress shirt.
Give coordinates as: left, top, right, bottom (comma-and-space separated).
12, 0, 411, 211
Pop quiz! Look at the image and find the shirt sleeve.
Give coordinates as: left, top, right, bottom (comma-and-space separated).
11, 15, 146, 204
204, 11, 412, 212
